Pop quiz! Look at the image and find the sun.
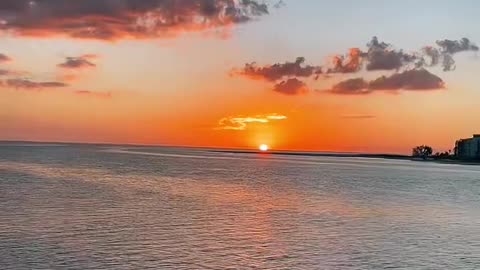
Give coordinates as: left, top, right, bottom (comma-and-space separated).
259, 144, 269, 152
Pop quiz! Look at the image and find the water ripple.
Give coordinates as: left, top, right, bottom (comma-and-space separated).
1, 145, 479, 269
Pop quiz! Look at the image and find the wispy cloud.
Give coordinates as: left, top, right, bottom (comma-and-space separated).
3, 78, 68, 90
58, 55, 97, 69
0, 53, 111, 98
74, 90, 112, 98
341, 114, 376, 119
0, 69, 13, 76
0, 79, 111, 98
0, 69, 30, 77
216, 113, 287, 130
0, 53, 11, 63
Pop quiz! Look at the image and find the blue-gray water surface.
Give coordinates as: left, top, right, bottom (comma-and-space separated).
1, 143, 480, 269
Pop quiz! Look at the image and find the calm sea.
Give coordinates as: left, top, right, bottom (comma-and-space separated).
1, 143, 480, 269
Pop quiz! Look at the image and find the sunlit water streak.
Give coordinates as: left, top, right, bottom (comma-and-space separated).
1, 144, 479, 269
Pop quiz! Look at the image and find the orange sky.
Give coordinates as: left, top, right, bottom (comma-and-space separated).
1, 1, 480, 154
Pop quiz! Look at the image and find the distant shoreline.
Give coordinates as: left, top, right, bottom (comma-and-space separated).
210, 149, 409, 159
1, 140, 478, 165
209, 150, 480, 165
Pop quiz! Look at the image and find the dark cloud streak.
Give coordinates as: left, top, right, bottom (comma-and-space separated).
0, 53, 11, 62
329, 69, 445, 95
369, 69, 444, 91
330, 78, 369, 95
74, 90, 111, 98
0, 69, 12, 76
341, 114, 376, 119
273, 78, 308, 95
4, 78, 68, 89
58, 55, 96, 69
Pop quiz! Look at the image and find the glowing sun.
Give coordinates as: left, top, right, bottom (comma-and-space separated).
259, 144, 269, 152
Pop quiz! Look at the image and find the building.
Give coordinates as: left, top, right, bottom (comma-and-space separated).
455, 135, 480, 160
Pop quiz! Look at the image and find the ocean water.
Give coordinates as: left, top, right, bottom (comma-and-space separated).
1, 143, 480, 270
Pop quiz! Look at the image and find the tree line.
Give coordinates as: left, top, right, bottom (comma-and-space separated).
411, 145, 452, 160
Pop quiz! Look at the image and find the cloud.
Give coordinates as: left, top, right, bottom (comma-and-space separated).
328, 37, 478, 73
330, 78, 369, 95
1, 78, 111, 98
0, 0, 271, 40
0, 53, 11, 62
417, 38, 479, 71
74, 90, 111, 98
325, 37, 419, 74
364, 37, 418, 71
434, 38, 479, 71
273, 78, 309, 95
273, 0, 286, 9
216, 113, 287, 130
57, 74, 80, 82
0, 69, 29, 77
328, 48, 363, 73
265, 113, 287, 120
329, 69, 445, 95
57, 54, 98, 82
234, 57, 322, 81
237, 37, 478, 79
1, 77, 112, 98
0, 53, 112, 98
420, 46, 441, 67
58, 55, 97, 69
3, 78, 68, 90
235, 36, 477, 95
0, 69, 13, 76
436, 38, 479, 54
369, 69, 444, 90
232, 57, 318, 95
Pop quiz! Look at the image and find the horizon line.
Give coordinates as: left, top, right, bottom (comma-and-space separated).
0, 139, 410, 156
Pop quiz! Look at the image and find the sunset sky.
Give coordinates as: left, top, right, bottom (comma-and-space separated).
1, 0, 480, 154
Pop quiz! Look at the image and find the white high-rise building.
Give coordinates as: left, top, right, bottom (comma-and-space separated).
455, 135, 480, 159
